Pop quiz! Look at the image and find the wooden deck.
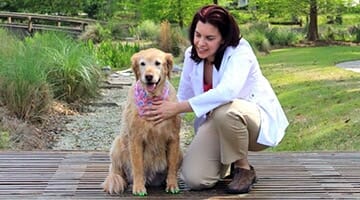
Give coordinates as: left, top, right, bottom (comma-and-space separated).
0, 151, 360, 199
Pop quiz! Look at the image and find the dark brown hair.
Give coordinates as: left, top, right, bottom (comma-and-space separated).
189, 4, 241, 70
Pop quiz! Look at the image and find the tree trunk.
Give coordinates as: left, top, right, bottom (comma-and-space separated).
307, 0, 319, 41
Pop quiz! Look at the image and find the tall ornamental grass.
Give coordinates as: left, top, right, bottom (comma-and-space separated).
25, 32, 102, 103
0, 30, 101, 121
0, 29, 18, 59
0, 40, 52, 122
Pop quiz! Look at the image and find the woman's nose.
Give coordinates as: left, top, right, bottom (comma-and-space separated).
197, 37, 206, 46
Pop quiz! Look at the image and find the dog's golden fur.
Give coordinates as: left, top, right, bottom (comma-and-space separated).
102, 48, 182, 195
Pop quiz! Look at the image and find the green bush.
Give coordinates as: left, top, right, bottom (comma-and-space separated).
0, 41, 52, 122
28, 32, 102, 103
245, 31, 271, 53
265, 27, 301, 46
92, 40, 140, 70
130, 20, 160, 41
320, 26, 353, 42
79, 23, 112, 43
242, 23, 303, 51
0, 31, 102, 120
348, 25, 360, 42
0, 30, 102, 120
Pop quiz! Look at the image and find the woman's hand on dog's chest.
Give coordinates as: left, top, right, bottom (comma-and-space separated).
143, 99, 178, 124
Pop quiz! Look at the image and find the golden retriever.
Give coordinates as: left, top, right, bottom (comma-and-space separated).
102, 48, 182, 196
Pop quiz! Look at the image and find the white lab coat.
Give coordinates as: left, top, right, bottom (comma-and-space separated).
177, 39, 289, 147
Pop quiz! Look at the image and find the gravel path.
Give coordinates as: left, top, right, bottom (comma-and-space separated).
51, 87, 129, 151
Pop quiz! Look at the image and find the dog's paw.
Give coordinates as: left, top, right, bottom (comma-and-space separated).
132, 184, 147, 196
102, 173, 127, 194
165, 183, 180, 194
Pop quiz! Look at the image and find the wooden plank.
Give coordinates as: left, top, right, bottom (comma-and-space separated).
0, 151, 359, 199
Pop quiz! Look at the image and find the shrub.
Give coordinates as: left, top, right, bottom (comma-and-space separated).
79, 23, 111, 43
130, 20, 160, 41
348, 25, 360, 42
0, 41, 52, 122
106, 16, 133, 40
320, 26, 353, 42
266, 27, 301, 46
0, 31, 102, 121
93, 40, 140, 70
26, 32, 102, 103
245, 31, 271, 53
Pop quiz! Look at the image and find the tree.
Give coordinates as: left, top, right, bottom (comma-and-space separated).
247, 0, 353, 42
307, 0, 319, 41
0, 0, 84, 16
131, 0, 211, 28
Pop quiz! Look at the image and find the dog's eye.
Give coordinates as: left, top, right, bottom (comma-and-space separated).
155, 61, 161, 66
140, 61, 146, 66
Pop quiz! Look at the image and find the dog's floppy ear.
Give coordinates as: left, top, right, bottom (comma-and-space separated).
165, 53, 173, 80
131, 52, 141, 81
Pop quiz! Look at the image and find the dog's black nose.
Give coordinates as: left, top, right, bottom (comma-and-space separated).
145, 75, 153, 81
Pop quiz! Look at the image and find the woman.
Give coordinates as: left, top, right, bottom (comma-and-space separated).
144, 4, 289, 194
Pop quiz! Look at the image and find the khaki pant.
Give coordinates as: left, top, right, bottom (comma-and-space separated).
180, 99, 268, 190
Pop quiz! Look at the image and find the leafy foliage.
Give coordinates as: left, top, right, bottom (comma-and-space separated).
0, 30, 102, 122
130, 20, 160, 41
79, 23, 112, 43
26, 32, 102, 103
91, 40, 140, 70
0, 37, 51, 122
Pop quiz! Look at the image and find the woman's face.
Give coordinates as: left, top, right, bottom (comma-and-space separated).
193, 21, 224, 62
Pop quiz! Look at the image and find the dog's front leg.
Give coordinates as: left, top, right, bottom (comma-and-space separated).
165, 136, 181, 194
130, 136, 147, 196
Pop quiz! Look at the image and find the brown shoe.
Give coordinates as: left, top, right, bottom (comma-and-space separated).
225, 165, 257, 194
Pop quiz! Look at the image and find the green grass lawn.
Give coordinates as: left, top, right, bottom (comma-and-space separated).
259, 46, 360, 151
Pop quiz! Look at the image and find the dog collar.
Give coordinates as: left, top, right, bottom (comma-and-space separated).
134, 80, 169, 117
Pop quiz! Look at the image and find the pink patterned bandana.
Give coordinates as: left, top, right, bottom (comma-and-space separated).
134, 80, 169, 117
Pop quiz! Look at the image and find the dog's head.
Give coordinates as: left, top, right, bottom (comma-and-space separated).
131, 48, 173, 96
